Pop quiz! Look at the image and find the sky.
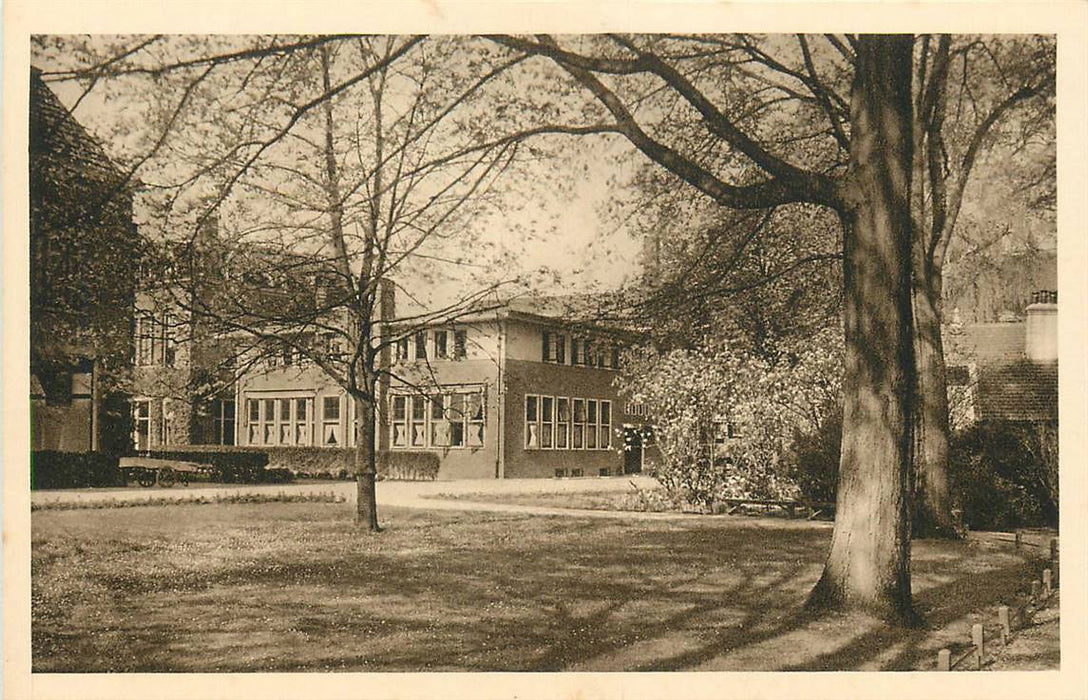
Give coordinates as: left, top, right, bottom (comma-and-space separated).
38, 42, 648, 304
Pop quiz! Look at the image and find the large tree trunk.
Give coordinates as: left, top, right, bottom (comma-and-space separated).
354, 393, 380, 532
911, 262, 958, 538
806, 35, 918, 624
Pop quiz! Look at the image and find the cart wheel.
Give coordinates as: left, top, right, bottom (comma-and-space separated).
158, 468, 177, 488
137, 470, 156, 488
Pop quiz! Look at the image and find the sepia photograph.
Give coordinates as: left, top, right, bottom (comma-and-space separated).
4, 3, 1087, 699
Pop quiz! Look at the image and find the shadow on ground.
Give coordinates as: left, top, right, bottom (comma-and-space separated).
31, 503, 1051, 672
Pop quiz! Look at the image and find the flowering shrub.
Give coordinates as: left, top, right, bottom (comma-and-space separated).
617, 328, 843, 509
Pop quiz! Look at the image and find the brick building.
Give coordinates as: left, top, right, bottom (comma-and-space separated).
30, 67, 137, 454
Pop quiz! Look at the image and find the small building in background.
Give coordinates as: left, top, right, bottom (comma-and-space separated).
945, 290, 1058, 430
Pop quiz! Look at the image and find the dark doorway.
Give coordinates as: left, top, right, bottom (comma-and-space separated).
622, 426, 643, 474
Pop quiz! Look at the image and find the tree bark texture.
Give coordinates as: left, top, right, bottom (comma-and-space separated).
806, 35, 918, 624
911, 260, 958, 538
354, 393, 380, 532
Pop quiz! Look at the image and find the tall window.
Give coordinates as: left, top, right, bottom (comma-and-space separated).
454, 330, 468, 360
212, 398, 236, 445
135, 314, 155, 366
392, 395, 408, 447
247, 398, 260, 444
586, 399, 598, 449
410, 394, 426, 446
414, 331, 427, 360
322, 395, 342, 446
396, 337, 410, 362
542, 331, 566, 363
434, 330, 448, 359
572, 398, 586, 448
525, 395, 539, 448
599, 400, 612, 449
540, 396, 554, 448
556, 397, 570, 449
132, 399, 151, 450
162, 313, 177, 367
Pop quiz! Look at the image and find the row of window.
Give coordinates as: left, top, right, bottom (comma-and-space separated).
541, 331, 620, 369
135, 312, 179, 367
245, 395, 348, 447
390, 390, 485, 449
394, 329, 469, 363
525, 395, 612, 450
131, 397, 235, 449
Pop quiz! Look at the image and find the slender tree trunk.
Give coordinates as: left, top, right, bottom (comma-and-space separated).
911, 261, 958, 538
806, 35, 919, 624
354, 392, 380, 531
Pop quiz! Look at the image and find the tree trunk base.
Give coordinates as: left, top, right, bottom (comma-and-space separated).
356, 473, 381, 533
804, 575, 924, 628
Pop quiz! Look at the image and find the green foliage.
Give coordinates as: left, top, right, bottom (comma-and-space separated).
787, 408, 842, 504
948, 421, 1058, 531
376, 451, 441, 482
618, 327, 843, 509
31, 451, 124, 490
140, 449, 269, 484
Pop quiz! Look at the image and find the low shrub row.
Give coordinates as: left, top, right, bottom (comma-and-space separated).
141, 445, 440, 481
138, 449, 270, 484
31, 451, 124, 490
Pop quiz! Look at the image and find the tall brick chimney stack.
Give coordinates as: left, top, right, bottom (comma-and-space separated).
1025, 290, 1057, 362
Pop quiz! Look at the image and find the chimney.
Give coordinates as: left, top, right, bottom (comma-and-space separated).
379, 278, 396, 322
1025, 290, 1057, 362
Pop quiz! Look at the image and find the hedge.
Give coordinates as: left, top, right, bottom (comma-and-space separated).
138, 449, 269, 484
32, 451, 124, 490
148, 444, 440, 481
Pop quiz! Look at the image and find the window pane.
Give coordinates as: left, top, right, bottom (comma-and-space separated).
526, 422, 539, 448
468, 422, 483, 447
280, 424, 292, 445
411, 422, 425, 446
411, 396, 425, 420
450, 421, 464, 447
249, 424, 260, 444
541, 423, 553, 448
264, 399, 275, 421
454, 330, 467, 359
526, 396, 538, 422
295, 398, 307, 419
573, 425, 584, 449
556, 422, 568, 449
295, 423, 308, 445
279, 399, 291, 421
573, 399, 585, 423
467, 392, 483, 420
264, 424, 275, 444
435, 330, 448, 358
448, 393, 465, 421
323, 423, 341, 446
431, 419, 450, 447
414, 331, 427, 359
588, 400, 598, 423
393, 423, 407, 447
542, 397, 553, 421
557, 398, 570, 422
223, 400, 236, 420
324, 396, 341, 421
393, 395, 406, 421
600, 401, 610, 424
587, 424, 597, 449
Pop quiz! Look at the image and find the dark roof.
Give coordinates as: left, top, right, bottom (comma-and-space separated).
976, 360, 1058, 423
943, 322, 1026, 364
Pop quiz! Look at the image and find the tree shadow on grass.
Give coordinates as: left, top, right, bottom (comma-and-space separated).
32, 508, 1048, 672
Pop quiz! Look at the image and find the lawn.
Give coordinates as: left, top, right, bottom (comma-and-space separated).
31, 501, 1053, 672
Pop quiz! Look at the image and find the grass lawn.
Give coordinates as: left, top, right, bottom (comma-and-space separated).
32, 502, 1053, 672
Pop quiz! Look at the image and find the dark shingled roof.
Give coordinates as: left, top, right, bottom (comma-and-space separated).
976, 359, 1058, 423
943, 322, 1027, 363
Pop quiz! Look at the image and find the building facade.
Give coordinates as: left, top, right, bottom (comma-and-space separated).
30, 67, 137, 454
